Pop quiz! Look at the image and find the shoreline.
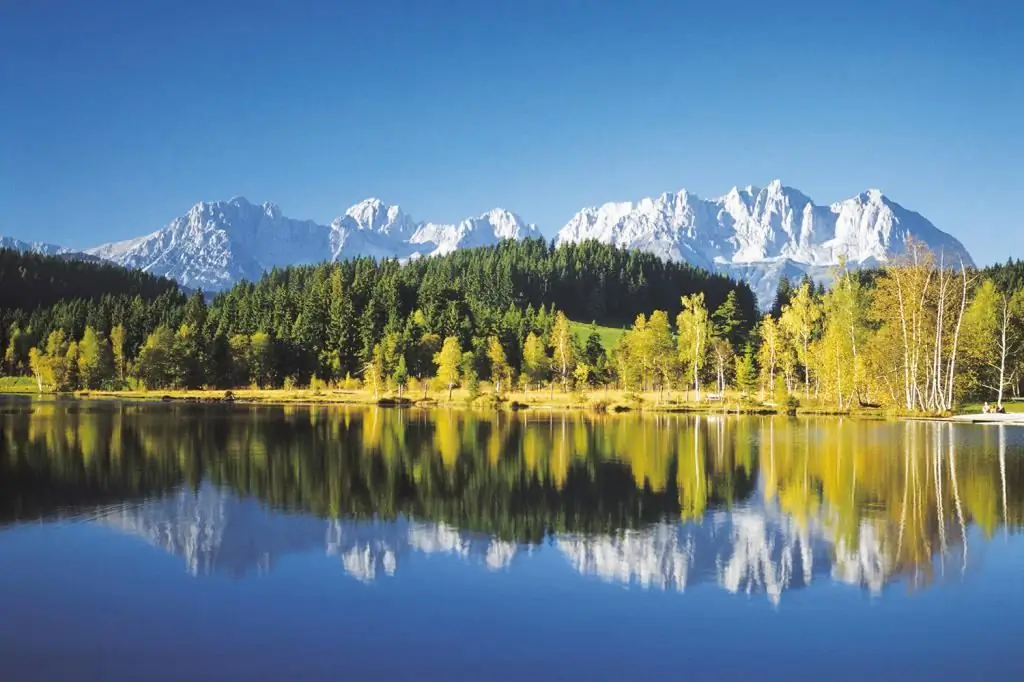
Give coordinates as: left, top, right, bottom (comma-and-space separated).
2, 388, 1016, 423
0, 387, 914, 420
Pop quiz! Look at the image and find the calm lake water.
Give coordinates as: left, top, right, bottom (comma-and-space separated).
1, 397, 1022, 682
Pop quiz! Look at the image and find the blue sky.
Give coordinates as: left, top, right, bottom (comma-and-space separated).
2, 0, 1021, 264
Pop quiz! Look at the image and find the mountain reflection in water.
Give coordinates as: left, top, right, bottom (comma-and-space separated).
1, 399, 1020, 605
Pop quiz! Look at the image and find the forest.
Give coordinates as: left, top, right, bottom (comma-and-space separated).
2, 241, 1023, 413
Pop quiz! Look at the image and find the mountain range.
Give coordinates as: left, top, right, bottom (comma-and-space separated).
1, 181, 974, 307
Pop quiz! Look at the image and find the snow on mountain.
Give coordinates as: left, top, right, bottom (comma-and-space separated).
556, 180, 974, 307
0, 235, 103, 263
85, 197, 337, 291
410, 208, 539, 255
0, 235, 69, 255
84, 197, 541, 291
16, 181, 970, 302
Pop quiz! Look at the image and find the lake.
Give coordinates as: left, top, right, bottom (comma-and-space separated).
1, 397, 1022, 682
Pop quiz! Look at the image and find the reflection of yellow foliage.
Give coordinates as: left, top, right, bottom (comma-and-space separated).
486, 420, 503, 467
434, 410, 460, 469
362, 407, 382, 452
677, 418, 707, 520
549, 417, 570, 489
522, 425, 542, 475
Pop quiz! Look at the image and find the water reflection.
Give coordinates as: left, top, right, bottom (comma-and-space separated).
1, 398, 1021, 604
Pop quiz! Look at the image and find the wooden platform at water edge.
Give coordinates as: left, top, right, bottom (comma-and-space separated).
949, 413, 1024, 426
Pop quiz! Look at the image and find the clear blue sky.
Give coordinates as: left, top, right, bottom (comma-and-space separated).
2, 0, 1021, 264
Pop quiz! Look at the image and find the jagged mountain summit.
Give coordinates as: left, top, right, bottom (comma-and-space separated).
4, 181, 971, 303
83, 197, 541, 291
555, 180, 974, 307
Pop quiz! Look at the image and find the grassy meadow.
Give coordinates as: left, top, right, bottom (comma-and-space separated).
570, 321, 627, 351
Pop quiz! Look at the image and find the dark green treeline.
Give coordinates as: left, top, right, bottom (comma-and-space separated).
1, 239, 758, 389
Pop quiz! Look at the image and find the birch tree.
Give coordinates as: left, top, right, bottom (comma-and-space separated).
676, 293, 711, 401
549, 312, 575, 392
779, 281, 821, 399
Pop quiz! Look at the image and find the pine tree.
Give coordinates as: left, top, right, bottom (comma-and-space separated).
735, 344, 757, 396
770, 275, 793, 318
712, 290, 745, 348
392, 355, 408, 397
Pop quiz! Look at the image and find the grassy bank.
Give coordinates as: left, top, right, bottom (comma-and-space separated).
3, 377, 976, 420
0, 376, 39, 393
960, 401, 1024, 414
0, 384, 903, 418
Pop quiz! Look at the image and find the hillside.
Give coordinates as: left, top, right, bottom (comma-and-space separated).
0, 248, 179, 314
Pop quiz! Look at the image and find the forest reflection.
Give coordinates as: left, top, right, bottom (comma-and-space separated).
1, 399, 1021, 598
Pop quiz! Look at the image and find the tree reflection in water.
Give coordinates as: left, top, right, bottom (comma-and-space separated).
1, 398, 1021, 602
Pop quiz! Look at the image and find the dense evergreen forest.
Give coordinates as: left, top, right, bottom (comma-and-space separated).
0, 248, 179, 312
0, 240, 757, 393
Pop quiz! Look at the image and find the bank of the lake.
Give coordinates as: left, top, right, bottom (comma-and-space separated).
0, 384, 922, 420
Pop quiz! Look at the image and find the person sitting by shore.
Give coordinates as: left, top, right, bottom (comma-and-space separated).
983, 402, 991, 414
997, 404, 1007, 414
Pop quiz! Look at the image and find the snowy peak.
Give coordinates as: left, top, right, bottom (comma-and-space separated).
1, 236, 71, 256
84, 197, 542, 291
84, 197, 333, 290
0, 235, 101, 263
556, 181, 973, 307
338, 198, 414, 236
17, 180, 971, 303
410, 208, 540, 255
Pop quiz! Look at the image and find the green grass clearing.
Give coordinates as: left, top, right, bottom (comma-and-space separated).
570, 321, 628, 351
0, 376, 38, 393
961, 400, 1024, 414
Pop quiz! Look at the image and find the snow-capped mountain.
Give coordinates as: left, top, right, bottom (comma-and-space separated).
556, 180, 974, 307
83, 197, 541, 291
4, 181, 971, 302
0, 236, 69, 255
0, 235, 102, 263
